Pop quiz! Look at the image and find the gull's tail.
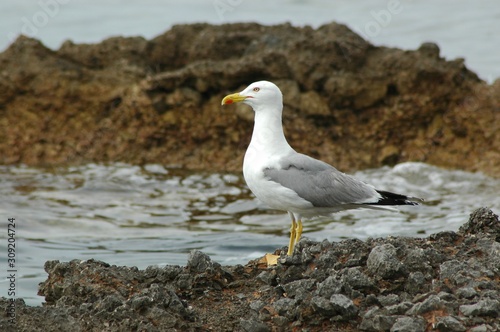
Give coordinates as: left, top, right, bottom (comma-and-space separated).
370, 190, 423, 206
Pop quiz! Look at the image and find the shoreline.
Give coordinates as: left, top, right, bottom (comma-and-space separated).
1, 207, 498, 331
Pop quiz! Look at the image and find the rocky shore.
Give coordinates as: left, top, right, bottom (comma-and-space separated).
0, 22, 499, 176
1, 207, 498, 331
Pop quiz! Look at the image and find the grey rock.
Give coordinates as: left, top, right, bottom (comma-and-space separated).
250, 300, 265, 312
360, 314, 397, 331
330, 294, 358, 319
460, 299, 500, 317
385, 302, 413, 315
390, 316, 426, 332
187, 250, 213, 273
315, 275, 345, 298
439, 260, 471, 286
469, 325, 489, 332
272, 316, 289, 327
341, 267, 377, 291
459, 208, 500, 236
282, 279, 316, 301
257, 270, 277, 286
456, 286, 478, 299
272, 297, 297, 317
367, 244, 406, 279
407, 294, 446, 315
403, 248, 432, 273
434, 316, 466, 332
311, 296, 334, 316
437, 291, 456, 302
377, 294, 400, 307
405, 271, 428, 295
240, 318, 270, 332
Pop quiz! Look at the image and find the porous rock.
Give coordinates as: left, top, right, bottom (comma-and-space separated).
1, 208, 499, 331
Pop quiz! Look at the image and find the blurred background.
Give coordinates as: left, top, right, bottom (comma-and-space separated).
1, 0, 498, 82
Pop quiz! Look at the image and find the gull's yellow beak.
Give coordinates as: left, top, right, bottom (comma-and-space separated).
221, 93, 249, 105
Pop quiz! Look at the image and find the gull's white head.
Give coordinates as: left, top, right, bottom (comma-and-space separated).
221, 81, 283, 112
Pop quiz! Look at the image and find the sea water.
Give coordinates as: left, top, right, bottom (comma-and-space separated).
0, 162, 499, 305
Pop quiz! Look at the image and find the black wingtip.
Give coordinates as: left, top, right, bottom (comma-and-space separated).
373, 190, 423, 206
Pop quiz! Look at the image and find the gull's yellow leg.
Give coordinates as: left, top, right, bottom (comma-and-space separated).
295, 218, 303, 244
287, 212, 297, 256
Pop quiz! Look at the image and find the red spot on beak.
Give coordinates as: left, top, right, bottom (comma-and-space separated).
225, 99, 234, 104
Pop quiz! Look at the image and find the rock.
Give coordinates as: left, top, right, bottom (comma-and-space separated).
272, 297, 297, 318
434, 316, 467, 332
456, 286, 478, 299
417, 42, 441, 59
459, 299, 500, 317
240, 318, 270, 332
459, 208, 500, 238
187, 249, 213, 273
385, 302, 413, 315
405, 271, 429, 295
406, 294, 446, 315
329, 294, 358, 319
340, 267, 377, 292
390, 316, 426, 332
311, 296, 335, 316
367, 244, 406, 279
439, 260, 471, 286
360, 313, 397, 331
2, 208, 500, 331
0, 23, 499, 177
281, 279, 316, 300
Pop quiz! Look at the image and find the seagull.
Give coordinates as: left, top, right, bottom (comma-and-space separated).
221, 81, 421, 256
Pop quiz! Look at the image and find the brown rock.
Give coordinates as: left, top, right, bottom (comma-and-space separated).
0, 23, 498, 177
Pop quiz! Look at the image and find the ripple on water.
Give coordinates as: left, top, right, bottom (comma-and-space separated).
0, 162, 499, 305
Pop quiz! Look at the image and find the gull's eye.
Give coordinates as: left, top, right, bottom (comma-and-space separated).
253, 87, 260, 92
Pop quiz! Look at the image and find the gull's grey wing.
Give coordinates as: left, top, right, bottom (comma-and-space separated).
264, 153, 380, 207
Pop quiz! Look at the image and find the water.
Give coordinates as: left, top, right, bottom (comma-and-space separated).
0, 0, 498, 82
0, 162, 499, 306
